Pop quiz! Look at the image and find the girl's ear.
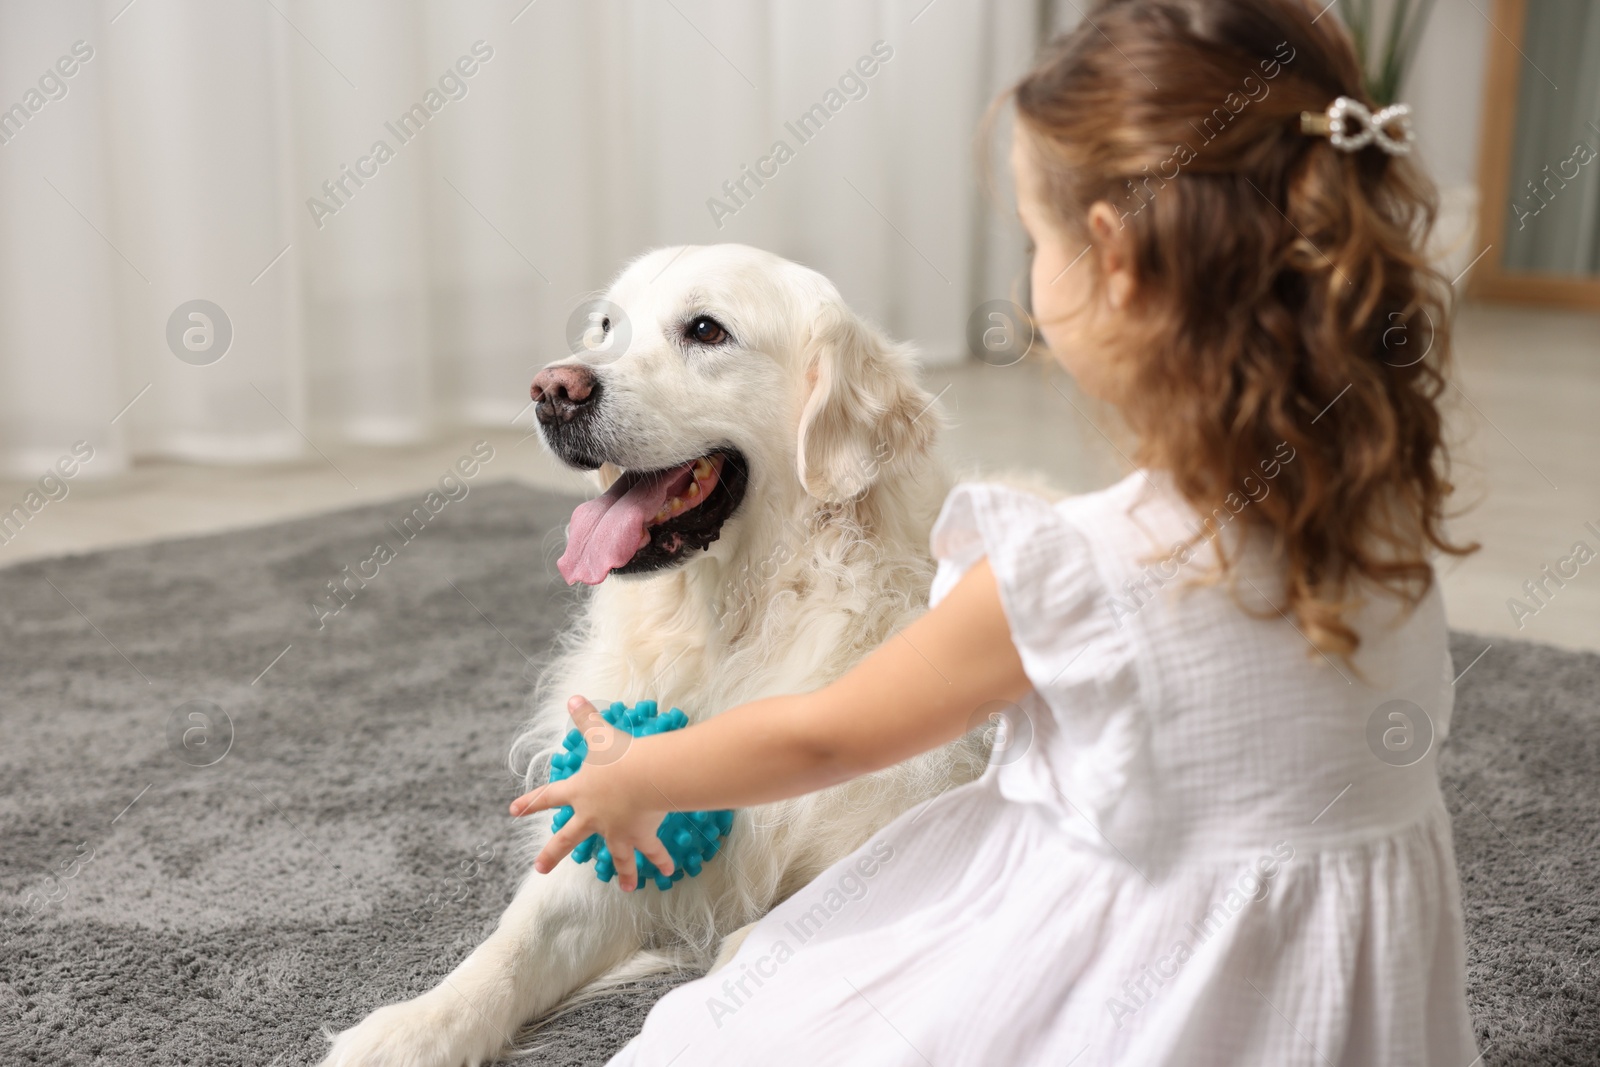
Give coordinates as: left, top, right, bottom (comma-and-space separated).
795, 303, 939, 503
1087, 200, 1135, 309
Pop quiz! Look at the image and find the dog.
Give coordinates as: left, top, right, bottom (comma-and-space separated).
321, 244, 990, 1066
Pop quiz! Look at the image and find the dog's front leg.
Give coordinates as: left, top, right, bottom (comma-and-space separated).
322, 859, 642, 1067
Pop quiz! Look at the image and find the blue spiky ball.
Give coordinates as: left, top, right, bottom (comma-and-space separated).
548, 700, 734, 891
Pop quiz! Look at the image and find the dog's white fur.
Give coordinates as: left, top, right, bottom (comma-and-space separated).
322, 245, 988, 1066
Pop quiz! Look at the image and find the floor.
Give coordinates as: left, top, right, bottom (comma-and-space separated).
2, 301, 1596, 652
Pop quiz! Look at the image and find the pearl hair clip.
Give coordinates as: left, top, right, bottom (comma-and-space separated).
1300, 96, 1415, 156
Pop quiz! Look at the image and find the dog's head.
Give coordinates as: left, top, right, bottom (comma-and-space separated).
533, 244, 937, 586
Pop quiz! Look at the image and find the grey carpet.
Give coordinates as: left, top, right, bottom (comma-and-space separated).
0, 481, 1594, 1066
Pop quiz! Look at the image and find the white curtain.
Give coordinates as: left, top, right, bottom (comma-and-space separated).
0, 0, 1036, 480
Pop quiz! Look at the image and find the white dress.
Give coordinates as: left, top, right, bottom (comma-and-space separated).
607, 474, 1479, 1066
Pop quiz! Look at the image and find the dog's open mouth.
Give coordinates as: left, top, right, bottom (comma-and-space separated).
557, 448, 748, 585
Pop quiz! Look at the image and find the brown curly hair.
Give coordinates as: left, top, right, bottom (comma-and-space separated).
1009, 0, 1474, 658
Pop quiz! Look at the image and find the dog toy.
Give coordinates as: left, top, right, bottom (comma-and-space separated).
548, 700, 735, 890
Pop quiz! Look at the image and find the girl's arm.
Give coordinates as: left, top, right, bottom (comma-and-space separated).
510, 557, 1030, 891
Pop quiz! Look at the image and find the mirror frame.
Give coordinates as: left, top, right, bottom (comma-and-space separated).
1471, 0, 1600, 308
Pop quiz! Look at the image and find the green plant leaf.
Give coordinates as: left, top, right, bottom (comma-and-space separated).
1335, 0, 1436, 105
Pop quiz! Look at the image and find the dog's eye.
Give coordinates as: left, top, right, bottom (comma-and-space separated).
601, 316, 611, 334
686, 315, 729, 346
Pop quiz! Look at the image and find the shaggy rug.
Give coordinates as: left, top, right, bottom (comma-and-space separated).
0, 481, 1594, 1066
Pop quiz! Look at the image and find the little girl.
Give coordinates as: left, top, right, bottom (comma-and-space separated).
514, 0, 1480, 1062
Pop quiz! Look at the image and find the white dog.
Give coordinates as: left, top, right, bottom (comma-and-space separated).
322, 244, 989, 1066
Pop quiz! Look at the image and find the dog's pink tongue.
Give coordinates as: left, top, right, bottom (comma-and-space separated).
558, 464, 695, 585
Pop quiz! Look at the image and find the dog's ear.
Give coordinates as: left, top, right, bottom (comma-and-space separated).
795, 303, 939, 503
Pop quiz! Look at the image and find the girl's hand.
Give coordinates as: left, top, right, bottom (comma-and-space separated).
508, 696, 674, 893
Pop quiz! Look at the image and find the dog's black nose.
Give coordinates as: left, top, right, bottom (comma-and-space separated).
531, 365, 601, 425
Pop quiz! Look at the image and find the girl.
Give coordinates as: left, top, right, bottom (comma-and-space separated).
514, 0, 1480, 1062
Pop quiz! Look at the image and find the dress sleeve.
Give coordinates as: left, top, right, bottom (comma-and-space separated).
929, 481, 1147, 827
929, 482, 1106, 696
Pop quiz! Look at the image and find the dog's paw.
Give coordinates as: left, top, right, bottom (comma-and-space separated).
320, 995, 505, 1067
